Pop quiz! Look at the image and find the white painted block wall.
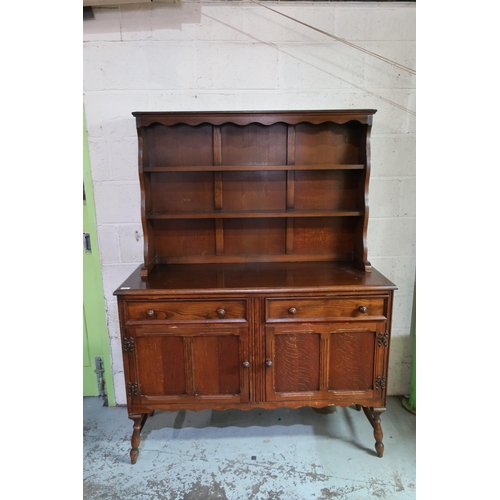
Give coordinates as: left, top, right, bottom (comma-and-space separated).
83, 1, 416, 406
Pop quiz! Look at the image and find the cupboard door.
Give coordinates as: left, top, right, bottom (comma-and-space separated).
265, 322, 388, 403
327, 322, 387, 399
125, 326, 250, 406
265, 325, 323, 401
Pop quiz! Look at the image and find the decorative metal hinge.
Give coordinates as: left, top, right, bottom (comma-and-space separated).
123, 337, 135, 352
127, 382, 139, 396
377, 332, 389, 347
375, 376, 387, 390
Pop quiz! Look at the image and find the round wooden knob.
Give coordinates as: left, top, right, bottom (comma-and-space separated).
288, 307, 297, 315
265, 360, 273, 367
216, 308, 226, 318
242, 361, 250, 368
146, 309, 155, 317
358, 306, 367, 314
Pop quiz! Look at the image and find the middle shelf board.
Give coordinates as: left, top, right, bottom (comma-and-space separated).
143, 164, 365, 172
146, 210, 363, 220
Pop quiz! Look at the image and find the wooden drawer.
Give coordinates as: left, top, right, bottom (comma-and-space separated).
265, 296, 386, 322
126, 299, 247, 323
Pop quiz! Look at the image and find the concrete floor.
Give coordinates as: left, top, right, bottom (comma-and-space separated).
83, 396, 415, 499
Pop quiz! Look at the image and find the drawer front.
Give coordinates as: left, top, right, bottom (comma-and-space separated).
126, 299, 247, 323
265, 296, 386, 322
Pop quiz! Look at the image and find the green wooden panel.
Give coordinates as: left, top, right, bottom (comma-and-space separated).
83, 108, 116, 405
83, 307, 91, 367
83, 303, 98, 396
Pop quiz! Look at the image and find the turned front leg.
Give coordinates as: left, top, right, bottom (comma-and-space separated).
363, 406, 386, 457
129, 413, 148, 464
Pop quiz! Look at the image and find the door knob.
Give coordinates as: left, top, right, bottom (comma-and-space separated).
265, 360, 273, 367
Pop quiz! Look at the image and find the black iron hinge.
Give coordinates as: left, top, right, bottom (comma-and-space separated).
123, 337, 135, 352
127, 382, 139, 397
375, 376, 387, 390
377, 332, 389, 347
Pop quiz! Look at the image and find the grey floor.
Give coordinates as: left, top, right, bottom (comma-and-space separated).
83, 396, 415, 500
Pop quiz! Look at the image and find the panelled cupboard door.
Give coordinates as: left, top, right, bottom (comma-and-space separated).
125, 326, 250, 405
265, 322, 388, 402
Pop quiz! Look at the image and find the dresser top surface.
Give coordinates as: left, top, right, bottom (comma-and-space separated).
114, 262, 396, 296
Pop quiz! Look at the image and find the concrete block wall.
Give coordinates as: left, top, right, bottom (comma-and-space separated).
83, 1, 416, 405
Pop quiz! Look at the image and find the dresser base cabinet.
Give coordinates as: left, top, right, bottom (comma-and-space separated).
113, 110, 397, 463
115, 263, 396, 463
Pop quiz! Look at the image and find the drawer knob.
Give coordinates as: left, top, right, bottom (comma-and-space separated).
146, 309, 155, 317
358, 306, 368, 314
288, 307, 297, 315
216, 308, 226, 318
242, 361, 250, 368
265, 360, 273, 368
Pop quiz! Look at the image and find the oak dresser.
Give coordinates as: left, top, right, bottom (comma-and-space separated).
114, 110, 397, 463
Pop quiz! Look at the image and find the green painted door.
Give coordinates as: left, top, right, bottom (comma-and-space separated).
83, 109, 115, 406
